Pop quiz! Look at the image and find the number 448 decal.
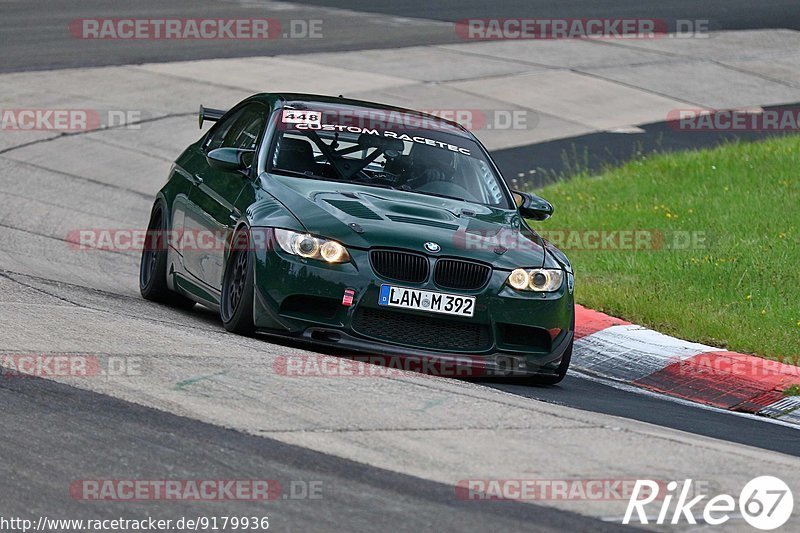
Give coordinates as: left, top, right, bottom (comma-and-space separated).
281, 110, 321, 126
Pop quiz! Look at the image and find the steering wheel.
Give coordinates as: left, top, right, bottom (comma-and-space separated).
404, 161, 454, 188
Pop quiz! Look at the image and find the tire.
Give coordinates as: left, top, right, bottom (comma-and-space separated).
220, 228, 256, 335
139, 203, 195, 309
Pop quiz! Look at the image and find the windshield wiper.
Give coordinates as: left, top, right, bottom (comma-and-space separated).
399, 187, 467, 203
351, 181, 398, 191
270, 168, 340, 182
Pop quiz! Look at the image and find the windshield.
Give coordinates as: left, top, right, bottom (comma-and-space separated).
267, 111, 511, 208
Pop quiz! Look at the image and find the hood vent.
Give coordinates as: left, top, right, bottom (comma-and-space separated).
387, 215, 459, 231
324, 199, 382, 220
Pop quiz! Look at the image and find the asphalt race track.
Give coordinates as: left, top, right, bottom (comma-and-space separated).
295, 0, 800, 31
492, 105, 800, 185
492, 375, 800, 458
2, 2, 800, 531
1, 375, 626, 532
0, 0, 457, 73
4, 0, 800, 72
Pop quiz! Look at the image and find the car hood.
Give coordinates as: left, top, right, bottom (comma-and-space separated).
258, 174, 548, 269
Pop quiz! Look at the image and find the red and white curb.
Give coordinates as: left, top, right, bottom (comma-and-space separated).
573, 305, 800, 425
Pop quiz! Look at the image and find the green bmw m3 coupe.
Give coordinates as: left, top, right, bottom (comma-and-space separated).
140, 93, 575, 383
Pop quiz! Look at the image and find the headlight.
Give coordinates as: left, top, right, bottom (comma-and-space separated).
507, 268, 530, 290
506, 268, 564, 292
274, 229, 350, 263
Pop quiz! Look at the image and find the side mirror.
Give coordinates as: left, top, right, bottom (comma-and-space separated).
206, 147, 253, 172
513, 191, 554, 221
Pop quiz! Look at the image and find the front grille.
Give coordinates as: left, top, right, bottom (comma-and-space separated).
353, 307, 491, 351
370, 250, 429, 283
434, 259, 491, 290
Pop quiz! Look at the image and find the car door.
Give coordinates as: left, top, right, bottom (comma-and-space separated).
182, 103, 268, 292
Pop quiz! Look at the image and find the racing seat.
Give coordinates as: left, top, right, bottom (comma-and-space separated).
275, 137, 318, 175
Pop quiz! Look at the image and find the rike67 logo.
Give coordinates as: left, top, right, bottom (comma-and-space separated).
624, 476, 793, 530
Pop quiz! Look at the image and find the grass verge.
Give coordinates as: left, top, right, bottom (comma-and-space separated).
532, 136, 800, 363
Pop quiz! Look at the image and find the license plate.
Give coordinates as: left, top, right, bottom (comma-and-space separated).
378, 285, 475, 317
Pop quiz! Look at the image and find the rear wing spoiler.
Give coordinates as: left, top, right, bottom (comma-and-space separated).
198, 105, 227, 128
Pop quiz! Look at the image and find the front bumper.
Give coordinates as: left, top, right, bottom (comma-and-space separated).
252, 230, 574, 377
